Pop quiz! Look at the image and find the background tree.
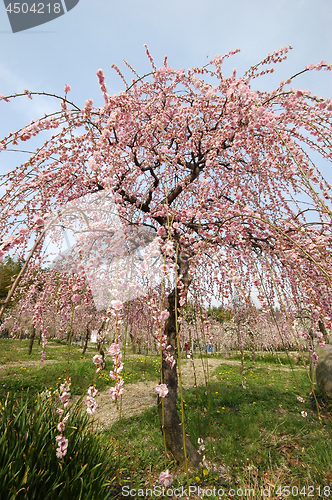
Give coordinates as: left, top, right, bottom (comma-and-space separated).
0, 47, 332, 465
208, 305, 233, 324
0, 256, 23, 304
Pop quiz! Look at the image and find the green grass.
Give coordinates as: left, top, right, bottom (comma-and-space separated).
0, 339, 160, 401
226, 350, 306, 365
0, 338, 96, 364
101, 361, 332, 498
1, 340, 331, 498
198, 350, 306, 365
0, 360, 103, 400
121, 354, 160, 383
184, 363, 331, 486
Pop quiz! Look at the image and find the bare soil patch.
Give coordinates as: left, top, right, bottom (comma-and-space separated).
90, 357, 223, 428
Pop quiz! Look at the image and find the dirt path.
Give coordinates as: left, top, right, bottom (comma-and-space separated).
87, 358, 223, 428
1, 354, 305, 428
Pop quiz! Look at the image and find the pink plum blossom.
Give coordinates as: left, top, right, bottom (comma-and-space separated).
108, 343, 121, 357
111, 299, 123, 311
160, 310, 170, 321
57, 421, 66, 432
60, 391, 70, 404
158, 470, 173, 487
85, 396, 98, 414
55, 436, 68, 459
92, 354, 103, 365
87, 385, 98, 398
110, 378, 124, 400
164, 352, 176, 369
155, 383, 168, 398
34, 216, 44, 227
198, 437, 205, 455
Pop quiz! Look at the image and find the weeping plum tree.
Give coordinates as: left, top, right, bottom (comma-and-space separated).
1, 46, 332, 465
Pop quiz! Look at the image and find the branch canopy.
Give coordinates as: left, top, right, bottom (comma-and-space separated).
0, 46, 332, 330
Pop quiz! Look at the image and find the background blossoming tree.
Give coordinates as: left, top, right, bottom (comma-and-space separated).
1, 46, 332, 465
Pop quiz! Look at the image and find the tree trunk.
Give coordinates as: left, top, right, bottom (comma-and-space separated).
28, 325, 36, 355
97, 321, 106, 364
237, 326, 246, 388
309, 329, 315, 393
82, 324, 90, 355
158, 287, 201, 466
318, 319, 329, 344
129, 333, 136, 354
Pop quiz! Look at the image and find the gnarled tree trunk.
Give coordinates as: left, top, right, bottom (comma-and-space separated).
158, 250, 201, 466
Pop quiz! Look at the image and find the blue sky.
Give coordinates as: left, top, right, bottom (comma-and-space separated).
0, 0, 331, 177
0, 0, 331, 306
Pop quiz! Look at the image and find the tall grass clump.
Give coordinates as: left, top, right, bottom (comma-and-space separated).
0, 392, 117, 500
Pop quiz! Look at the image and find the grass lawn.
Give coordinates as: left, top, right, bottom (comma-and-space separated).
103, 361, 332, 498
0, 338, 93, 364
1, 339, 331, 498
0, 338, 160, 400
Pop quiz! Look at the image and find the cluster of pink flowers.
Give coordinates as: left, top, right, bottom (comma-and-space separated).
108, 343, 124, 400
85, 385, 98, 415
156, 332, 175, 369
176, 275, 187, 307
156, 332, 167, 350
162, 240, 174, 258
147, 300, 175, 367
316, 330, 326, 348
158, 469, 173, 487
198, 437, 206, 462
305, 61, 332, 71
92, 353, 105, 372
308, 344, 318, 367
155, 383, 168, 398
56, 378, 71, 459
55, 434, 69, 460
2, 47, 332, 469
164, 348, 175, 369
0, 229, 31, 261
96, 69, 108, 101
